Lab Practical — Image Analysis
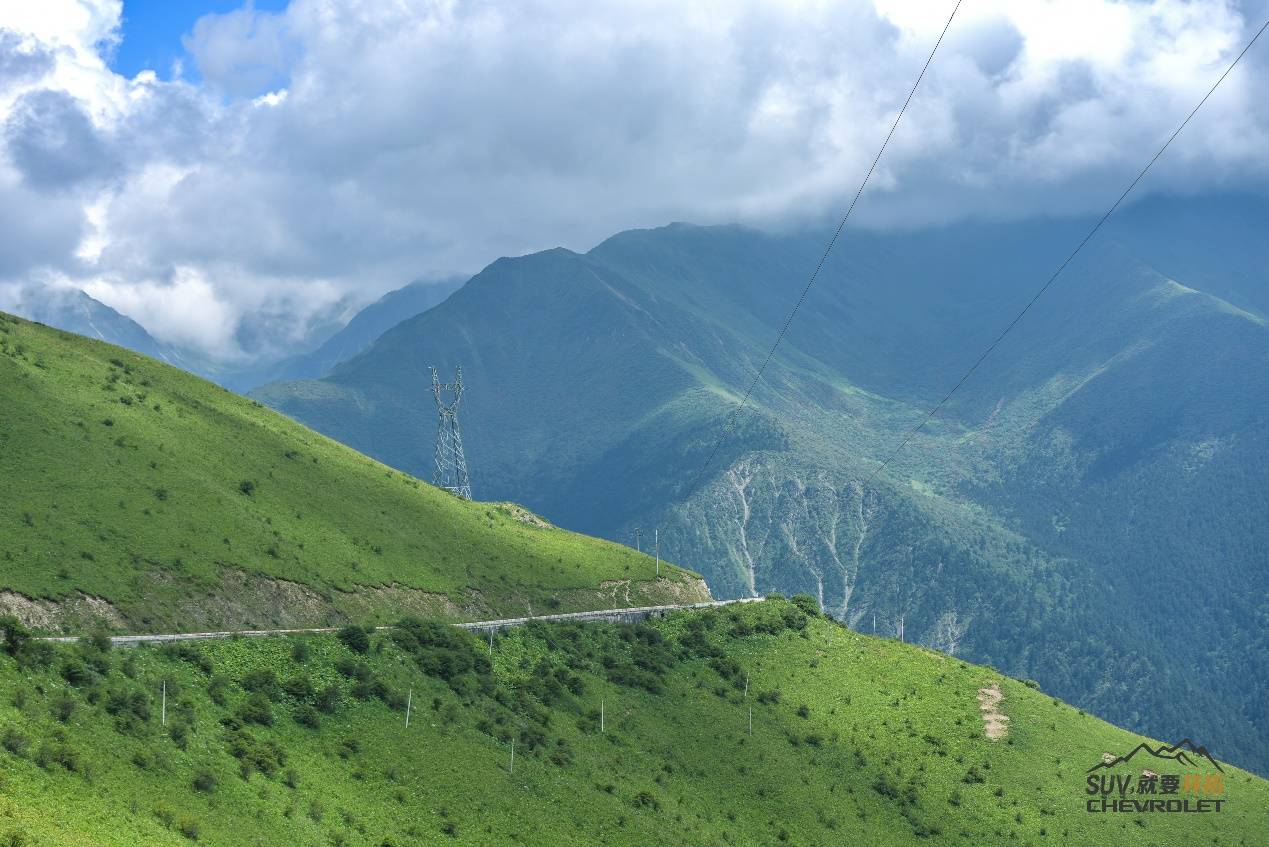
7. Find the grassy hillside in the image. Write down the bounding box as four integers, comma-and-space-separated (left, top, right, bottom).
0, 312, 706, 632
0, 598, 1263, 846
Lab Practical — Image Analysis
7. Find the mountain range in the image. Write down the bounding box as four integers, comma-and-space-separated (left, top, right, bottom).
252, 193, 1269, 774
1, 278, 462, 392
2, 198, 1267, 845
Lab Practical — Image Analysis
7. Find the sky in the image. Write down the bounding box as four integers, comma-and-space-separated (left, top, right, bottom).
108, 0, 289, 82
0, 0, 1267, 362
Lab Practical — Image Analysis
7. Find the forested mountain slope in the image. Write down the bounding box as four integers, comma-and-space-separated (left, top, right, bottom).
255, 197, 1269, 772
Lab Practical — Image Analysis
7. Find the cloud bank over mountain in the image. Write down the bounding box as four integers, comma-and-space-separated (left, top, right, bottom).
1, 0, 1267, 360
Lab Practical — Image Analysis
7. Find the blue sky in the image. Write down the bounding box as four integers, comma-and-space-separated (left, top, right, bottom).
109, 0, 287, 80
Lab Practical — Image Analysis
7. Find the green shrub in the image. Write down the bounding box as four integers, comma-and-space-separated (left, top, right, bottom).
105, 686, 151, 729
336, 657, 372, 681
60, 658, 91, 687
1, 728, 31, 758
84, 630, 113, 653
337, 625, 371, 654
240, 668, 280, 698
178, 815, 201, 840
0, 616, 30, 657
283, 674, 314, 701
192, 768, 218, 793
15, 641, 55, 669
35, 742, 80, 773
790, 594, 821, 617
873, 773, 901, 799
207, 675, 232, 706
154, 804, 176, 829
632, 791, 660, 811
314, 684, 341, 714
338, 738, 360, 759
223, 724, 286, 778
238, 692, 273, 726
51, 694, 76, 722
709, 655, 741, 681
294, 704, 321, 729
161, 643, 213, 674
392, 618, 488, 687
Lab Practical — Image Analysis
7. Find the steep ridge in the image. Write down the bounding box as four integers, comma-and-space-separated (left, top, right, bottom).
0, 313, 707, 632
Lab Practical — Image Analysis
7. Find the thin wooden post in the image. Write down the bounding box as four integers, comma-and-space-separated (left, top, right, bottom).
405, 687, 412, 727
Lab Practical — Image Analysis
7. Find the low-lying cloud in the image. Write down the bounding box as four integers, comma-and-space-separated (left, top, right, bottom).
1, 0, 1267, 361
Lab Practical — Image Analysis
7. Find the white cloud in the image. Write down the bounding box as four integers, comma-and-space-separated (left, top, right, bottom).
82, 265, 237, 352
0, 0, 1267, 361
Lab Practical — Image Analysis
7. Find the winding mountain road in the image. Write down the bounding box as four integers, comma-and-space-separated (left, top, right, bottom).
39, 597, 767, 646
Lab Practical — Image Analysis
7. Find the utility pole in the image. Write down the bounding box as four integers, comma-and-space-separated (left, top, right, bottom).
654, 529, 660, 577
633, 528, 642, 554
601, 698, 605, 734
509, 735, 515, 775
161, 680, 166, 726
748, 706, 753, 736
743, 673, 749, 700
488, 629, 493, 657
405, 687, 412, 728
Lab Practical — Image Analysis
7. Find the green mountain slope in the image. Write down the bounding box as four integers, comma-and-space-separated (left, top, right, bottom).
254, 197, 1269, 773
2, 599, 1263, 846
0, 312, 707, 632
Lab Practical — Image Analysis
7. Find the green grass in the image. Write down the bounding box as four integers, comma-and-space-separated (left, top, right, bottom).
0, 599, 1263, 846
0, 312, 704, 631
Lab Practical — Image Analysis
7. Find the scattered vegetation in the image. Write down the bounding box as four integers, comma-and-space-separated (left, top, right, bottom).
0, 599, 1263, 845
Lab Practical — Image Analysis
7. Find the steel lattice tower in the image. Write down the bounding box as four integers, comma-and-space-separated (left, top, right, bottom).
430, 366, 471, 499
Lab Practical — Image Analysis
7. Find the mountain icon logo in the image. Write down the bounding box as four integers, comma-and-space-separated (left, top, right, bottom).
1088, 739, 1225, 773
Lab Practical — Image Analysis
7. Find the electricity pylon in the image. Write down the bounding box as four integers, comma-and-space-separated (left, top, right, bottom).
431, 366, 471, 499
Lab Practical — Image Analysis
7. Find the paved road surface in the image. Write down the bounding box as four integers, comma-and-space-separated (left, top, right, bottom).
39, 597, 767, 645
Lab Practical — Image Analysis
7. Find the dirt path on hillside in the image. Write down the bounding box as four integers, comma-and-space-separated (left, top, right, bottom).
978, 682, 1010, 741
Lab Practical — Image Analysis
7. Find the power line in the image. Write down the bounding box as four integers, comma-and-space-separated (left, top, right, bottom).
859, 16, 1269, 490
686, 0, 964, 493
